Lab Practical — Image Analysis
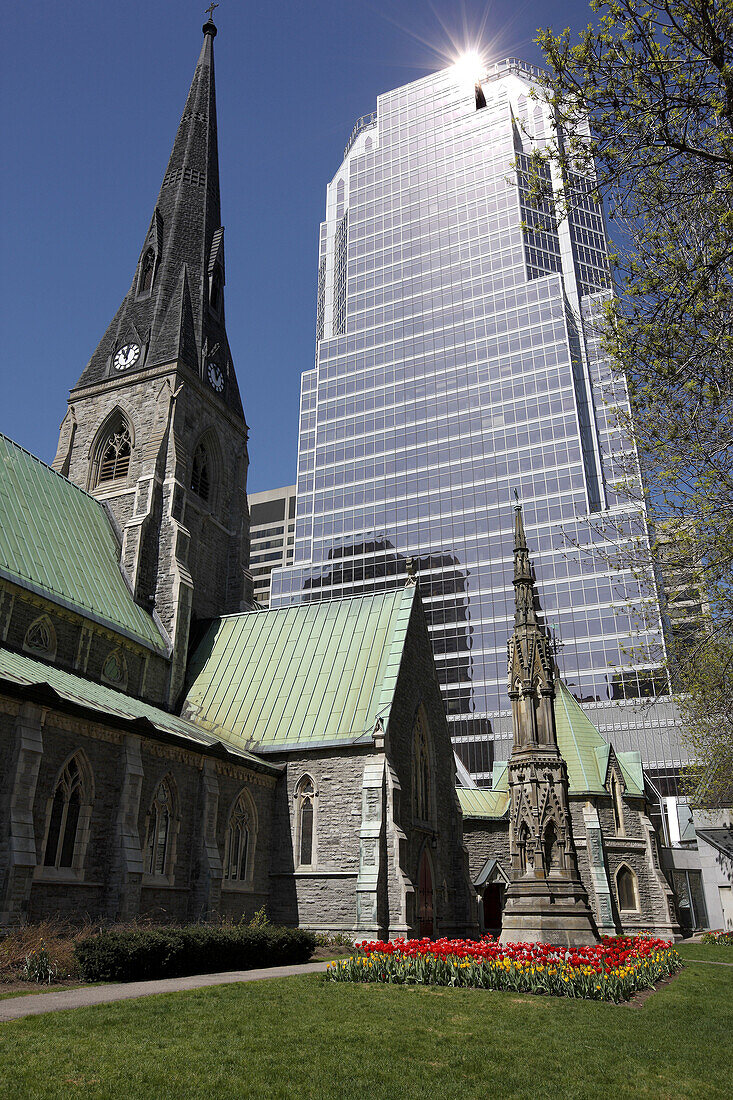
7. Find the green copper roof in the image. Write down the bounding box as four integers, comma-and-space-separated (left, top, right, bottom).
182, 586, 419, 752
457, 786, 510, 819
0, 434, 166, 652
554, 681, 644, 797
459, 680, 644, 819
0, 646, 275, 772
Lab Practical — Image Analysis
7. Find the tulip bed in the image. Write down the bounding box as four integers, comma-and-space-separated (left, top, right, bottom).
326, 934, 681, 1002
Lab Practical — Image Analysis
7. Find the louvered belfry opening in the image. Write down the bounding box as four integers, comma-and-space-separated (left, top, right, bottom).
97, 419, 132, 485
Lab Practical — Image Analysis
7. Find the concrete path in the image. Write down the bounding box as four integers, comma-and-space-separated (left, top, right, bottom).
683, 958, 733, 967
0, 961, 331, 1023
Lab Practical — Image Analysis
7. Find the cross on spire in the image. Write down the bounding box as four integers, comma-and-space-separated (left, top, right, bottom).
204, 3, 219, 21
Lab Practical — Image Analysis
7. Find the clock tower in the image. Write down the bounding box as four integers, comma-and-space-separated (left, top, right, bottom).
53, 16, 252, 704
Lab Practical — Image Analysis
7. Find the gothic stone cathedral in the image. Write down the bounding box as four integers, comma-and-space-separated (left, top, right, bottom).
0, 19, 677, 941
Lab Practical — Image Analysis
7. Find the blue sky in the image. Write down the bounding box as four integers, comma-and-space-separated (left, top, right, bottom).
2, 0, 596, 492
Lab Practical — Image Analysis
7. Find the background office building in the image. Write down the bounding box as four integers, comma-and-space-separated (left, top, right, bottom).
248, 486, 296, 606
271, 59, 683, 788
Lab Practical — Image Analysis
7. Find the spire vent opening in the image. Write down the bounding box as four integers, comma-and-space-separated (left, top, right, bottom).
137, 248, 156, 296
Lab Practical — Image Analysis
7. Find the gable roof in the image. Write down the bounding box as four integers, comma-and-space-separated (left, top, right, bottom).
554, 681, 644, 796
0, 434, 167, 653
458, 680, 645, 819
0, 647, 276, 774
182, 586, 419, 753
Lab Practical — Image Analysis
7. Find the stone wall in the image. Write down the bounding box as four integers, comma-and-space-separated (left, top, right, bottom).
462, 792, 678, 938
0, 694, 276, 927
263, 595, 476, 940
0, 581, 171, 707
267, 747, 368, 932
384, 593, 475, 938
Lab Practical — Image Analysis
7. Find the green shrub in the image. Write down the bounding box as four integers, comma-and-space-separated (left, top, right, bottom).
74, 925, 316, 982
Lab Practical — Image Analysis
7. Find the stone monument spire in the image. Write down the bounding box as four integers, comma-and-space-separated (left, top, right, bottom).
500, 503, 597, 945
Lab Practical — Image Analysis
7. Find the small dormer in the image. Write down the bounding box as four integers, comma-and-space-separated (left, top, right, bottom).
137, 248, 156, 296
136, 209, 163, 298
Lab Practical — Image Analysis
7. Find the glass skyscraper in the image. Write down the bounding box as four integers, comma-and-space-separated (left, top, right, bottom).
271, 59, 683, 784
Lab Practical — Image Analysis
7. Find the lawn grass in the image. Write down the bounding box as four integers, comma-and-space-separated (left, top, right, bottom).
0, 952, 730, 1099
676, 942, 733, 964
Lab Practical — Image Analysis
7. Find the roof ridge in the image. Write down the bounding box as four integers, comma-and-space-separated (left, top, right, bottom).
214, 585, 412, 619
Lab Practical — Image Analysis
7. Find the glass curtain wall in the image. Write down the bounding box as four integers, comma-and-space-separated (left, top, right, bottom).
271, 60, 682, 783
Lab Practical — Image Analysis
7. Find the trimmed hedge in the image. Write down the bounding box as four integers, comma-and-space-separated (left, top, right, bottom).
74, 925, 316, 982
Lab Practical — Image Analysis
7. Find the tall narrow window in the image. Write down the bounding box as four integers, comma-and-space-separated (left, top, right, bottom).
144, 777, 174, 876
611, 773, 625, 835
296, 776, 315, 867
412, 709, 431, 822
617, 865, 639, 912
517, 822, 530, 876
139, 248, 155, 294
191, 442, 210, 501
224, 791, 256, 883
43, 755, 89, 870
543, 821, 558, 873
96, 416, 132, 486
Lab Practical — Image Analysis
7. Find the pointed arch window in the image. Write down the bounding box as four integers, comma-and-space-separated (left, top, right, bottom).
223, 790, 257, 884
296, 776, 316, 867
95, 414, 132, 486
543, 821, 559, 873
517, 822, 530, 876
143, 776, 176, 877
42, 753, 93, 872
412, 709, 431, 823
191, 441, 211, 502
138, 248, 156, 295
616, 864, 640, 912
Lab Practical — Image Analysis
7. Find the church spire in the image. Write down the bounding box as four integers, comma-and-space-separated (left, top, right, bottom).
507, 502, 557, 751
512, 501, 539, 627
73, 16, 243, 418
501, 503, 597, 945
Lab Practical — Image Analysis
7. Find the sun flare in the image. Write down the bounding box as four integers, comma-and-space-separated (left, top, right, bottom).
452, 49, 485, 84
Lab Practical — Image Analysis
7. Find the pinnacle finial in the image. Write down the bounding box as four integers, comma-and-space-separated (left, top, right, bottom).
513, 498, 527, 553
405, 556, 417, 585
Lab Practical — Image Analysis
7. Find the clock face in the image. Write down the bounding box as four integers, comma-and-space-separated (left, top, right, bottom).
207, 362, 224, 392
113, 343, 141, 371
